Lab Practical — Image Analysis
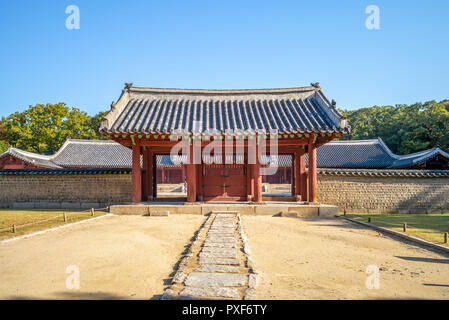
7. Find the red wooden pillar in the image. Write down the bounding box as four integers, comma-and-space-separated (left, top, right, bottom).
246, 162, 253, 201
147, 152, 154, 200
308, 136, 317, 203
253, 145, 262, 202
294, 151, 301, 201
299, 148, 307, 201
186, 141, 197, 202
132, 143, 142, 203
161, 168, 165, 183
290, 158, 295, 196
142, 149, 149, 201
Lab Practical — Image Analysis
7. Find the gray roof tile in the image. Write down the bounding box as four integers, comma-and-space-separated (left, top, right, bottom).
100, 85, 350, 135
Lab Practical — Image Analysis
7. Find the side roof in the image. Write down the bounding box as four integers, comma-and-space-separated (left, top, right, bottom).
51, 139, 134, 168
388, 147, 449, 169
100, 84, 350, 135
0, 147, 61, 168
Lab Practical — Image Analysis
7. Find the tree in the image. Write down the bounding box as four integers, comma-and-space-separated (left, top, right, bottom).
0, 121, 8, 153
2, 103, 98, 154
340, 100, 449, 155
88, 111, 109, 140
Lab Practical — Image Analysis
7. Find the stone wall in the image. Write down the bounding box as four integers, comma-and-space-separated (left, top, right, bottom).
1, 169, 448, 213
0, 174, 132, 209
317, 172, 449, 214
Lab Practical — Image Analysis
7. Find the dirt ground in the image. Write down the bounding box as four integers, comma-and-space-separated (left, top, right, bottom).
242, 216, 449, 300
0, 214, 204, 300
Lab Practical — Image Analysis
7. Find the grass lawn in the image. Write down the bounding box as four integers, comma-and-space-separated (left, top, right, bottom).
346, 213, 449, 246
0, 209, 106, 240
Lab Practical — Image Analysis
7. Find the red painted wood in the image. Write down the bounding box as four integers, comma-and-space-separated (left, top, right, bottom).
142, 149, 149, 201
186, 144, 197, 201
308, 137, 317, 202
147, 152, 154, 200
299, 148, 307, 201
294, 151, 301, 200
202, 164, 247, 200
132, 144, 142, 203
253, 150, 262, 202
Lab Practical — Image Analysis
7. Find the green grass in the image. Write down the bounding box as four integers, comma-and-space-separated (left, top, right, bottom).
346, 213, 449, 246
0, 209, 106, 240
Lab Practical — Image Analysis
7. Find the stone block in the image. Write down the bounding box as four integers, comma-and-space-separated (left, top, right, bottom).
184, 273, 247, 287
61, 202, 81, 210
80, 202, 101, 210
180, 287, 238, 299
150, 210, 170, 217
12, 202, 35, 209
109, 205, 148, 215
318, 205, 339, 217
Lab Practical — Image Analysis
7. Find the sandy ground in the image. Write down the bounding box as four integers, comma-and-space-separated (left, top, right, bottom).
0, 214, 204, 300
243, 216, 449, 300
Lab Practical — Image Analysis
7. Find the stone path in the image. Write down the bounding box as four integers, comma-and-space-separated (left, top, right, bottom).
161, 212, 258, 300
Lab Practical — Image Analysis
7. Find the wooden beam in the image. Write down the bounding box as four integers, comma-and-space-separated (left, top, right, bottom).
308, 136, 317, 202
132, 144, 142, 203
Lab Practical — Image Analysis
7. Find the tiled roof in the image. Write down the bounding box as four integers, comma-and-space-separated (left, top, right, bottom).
317, 168, 449, 177
314, 139, 396, 168
100, 84, 350, 135
388, 147, 449, 169
0, 168, 131, 175
52, 139, 134, 168
0, 148, 61, 168
263, 138, 449, 169
1, 167, 447, 178
3, 138, 447, 170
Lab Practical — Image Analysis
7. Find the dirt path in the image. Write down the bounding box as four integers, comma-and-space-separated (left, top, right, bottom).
0, 215, 204, 299
242, 216, 449, 299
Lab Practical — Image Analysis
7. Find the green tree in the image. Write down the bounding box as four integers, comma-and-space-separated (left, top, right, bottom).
341, 100, 449, 154
88, 111, 109, 140
2, 103, 98, 154
0, 121, 8, 153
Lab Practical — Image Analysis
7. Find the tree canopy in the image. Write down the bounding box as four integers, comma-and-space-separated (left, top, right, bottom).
1, 103, 106, 154
1, 99, 448, 156
339, 100, 449, 155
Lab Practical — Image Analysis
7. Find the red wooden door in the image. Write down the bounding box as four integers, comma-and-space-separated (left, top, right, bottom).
202, 164, 247, 201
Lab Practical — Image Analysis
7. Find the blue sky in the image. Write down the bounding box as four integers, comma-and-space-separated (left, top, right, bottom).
0, 0, 448, 117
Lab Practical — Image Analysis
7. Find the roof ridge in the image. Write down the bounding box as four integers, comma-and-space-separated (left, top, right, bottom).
128, 86, 318, 95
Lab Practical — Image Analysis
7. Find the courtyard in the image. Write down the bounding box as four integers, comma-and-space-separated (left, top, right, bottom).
0, 214, 448, 299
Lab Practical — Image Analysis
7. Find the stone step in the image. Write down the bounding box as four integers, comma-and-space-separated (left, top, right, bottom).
184, 272, 248, 287
199, 251, 237, 259
201, 247, 236, 254
213, 211, 239, 215
199, 257, 240, 265
195, 264, 240, 273
180, 287, 239, 299
203, 242, 236, 248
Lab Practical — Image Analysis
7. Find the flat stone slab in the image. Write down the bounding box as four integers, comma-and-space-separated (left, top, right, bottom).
203, 242, 236, 248
201, 247, 236, 254
195, 264, 240, 273
207, 232, 235, 237
199, 251, 237, 259
199, 257, 240, 265
184, 273, 248, 287
180, 287, 238, 299
204, 237, 236, 243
